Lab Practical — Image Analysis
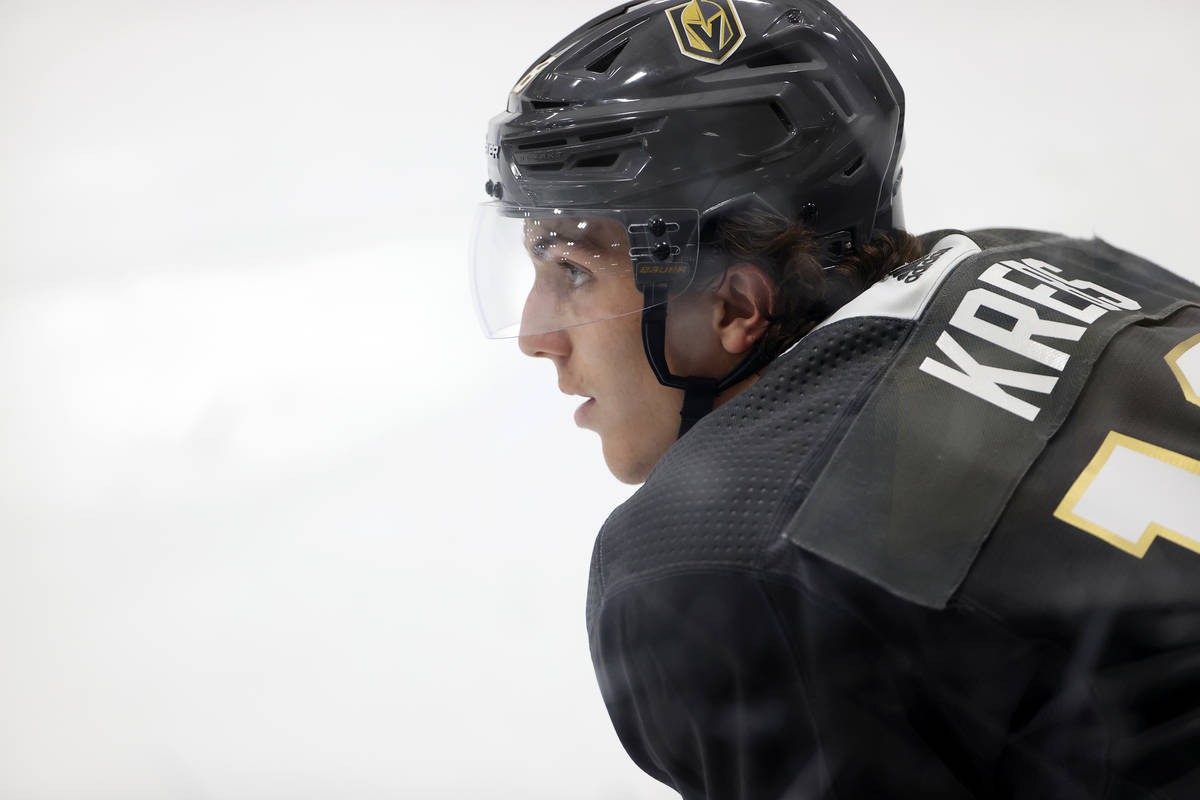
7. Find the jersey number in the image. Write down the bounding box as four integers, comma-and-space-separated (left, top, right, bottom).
1053, 333, 1200, 557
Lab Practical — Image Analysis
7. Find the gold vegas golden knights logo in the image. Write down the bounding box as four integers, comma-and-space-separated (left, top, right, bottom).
665, 0, 746, 64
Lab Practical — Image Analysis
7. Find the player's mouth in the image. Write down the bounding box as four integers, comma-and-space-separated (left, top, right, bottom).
559, 381, 596, 428
574, 397, 596, 427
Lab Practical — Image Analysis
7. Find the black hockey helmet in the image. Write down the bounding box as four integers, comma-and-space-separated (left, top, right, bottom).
472, 0, 905, 433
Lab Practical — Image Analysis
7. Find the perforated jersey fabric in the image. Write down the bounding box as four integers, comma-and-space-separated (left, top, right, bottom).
587, 315, 909, 628
585, 229, 1200, 800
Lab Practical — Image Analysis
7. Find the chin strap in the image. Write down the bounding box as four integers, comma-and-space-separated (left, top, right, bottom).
640, 282, 764, 439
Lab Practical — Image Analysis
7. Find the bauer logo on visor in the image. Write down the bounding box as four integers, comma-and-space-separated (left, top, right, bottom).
665, 0, 745, 64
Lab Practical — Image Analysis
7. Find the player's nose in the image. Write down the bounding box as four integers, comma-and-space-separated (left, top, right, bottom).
518, 285, 571, 358
518, 327, 570, 359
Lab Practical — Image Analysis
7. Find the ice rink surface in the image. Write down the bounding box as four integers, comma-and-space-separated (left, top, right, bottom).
1, 1, 1198, 797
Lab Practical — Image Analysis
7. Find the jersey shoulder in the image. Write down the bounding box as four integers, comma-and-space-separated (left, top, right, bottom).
785, 230, 1200, 609
586, 310, 912, 630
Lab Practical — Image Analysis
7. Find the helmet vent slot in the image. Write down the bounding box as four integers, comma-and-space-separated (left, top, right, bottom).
586, 39, 629, 73
579, 126, 634, 142
843, 156, 864, 177
526, 162, 565, 172
747, 50, 792, 69
769, 102, 795, 135
816, 80, 853, 120
517, 137, 568, 151
746, 43, 814, 70
575, 153, 620, 169
528, 100, 571, 111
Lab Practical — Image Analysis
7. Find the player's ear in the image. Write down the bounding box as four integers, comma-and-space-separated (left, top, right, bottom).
711, 262, 775, 355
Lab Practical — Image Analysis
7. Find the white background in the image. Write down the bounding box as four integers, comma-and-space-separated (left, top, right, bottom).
2, 1, 1198, 797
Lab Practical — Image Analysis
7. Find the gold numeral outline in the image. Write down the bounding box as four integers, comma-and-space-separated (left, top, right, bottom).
1054, 431, 1200, 558
1164, 331, 1200, 408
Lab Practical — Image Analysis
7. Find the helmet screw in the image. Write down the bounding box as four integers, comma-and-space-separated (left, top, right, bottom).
649, 216, 667, 237
493, 183, 504, 200
485, 180, 494, 197
652, 241, 672, 261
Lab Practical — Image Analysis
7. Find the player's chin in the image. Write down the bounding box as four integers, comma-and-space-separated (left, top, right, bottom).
600, 432, 661, 486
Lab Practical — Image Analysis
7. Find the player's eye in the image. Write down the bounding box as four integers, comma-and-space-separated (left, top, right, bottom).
559, 261, 591, 288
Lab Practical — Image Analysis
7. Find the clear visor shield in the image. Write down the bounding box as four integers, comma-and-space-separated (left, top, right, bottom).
470, 203, 701, 338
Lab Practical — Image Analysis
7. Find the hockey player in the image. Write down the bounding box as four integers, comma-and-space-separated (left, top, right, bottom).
471, 1, 1200, 797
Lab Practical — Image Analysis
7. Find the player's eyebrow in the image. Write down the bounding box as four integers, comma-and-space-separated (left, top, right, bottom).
526, 235, 553, 260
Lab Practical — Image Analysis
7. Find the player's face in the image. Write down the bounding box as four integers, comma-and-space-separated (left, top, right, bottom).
518, 216, 686, 484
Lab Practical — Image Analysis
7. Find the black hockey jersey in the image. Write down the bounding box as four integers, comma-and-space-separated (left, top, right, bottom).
586, 229, 1200, 799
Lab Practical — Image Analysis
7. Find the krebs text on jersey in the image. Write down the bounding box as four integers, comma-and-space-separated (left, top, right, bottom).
919, 258, 1141, 421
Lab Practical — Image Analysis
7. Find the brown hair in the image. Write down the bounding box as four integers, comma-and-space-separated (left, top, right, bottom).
707, 209, 925, 366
